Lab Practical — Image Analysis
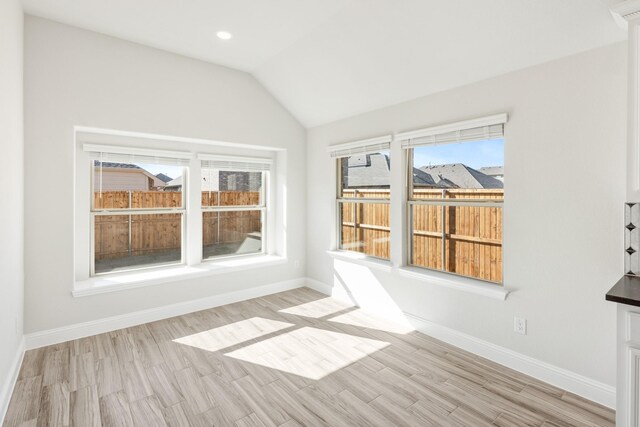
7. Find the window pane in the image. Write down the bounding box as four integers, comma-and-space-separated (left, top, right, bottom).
203, 210, 262, 258
201, 169, 263, 207
410, 204, 444, 271
411, 139, 504, 198
338, 202, 390, 259
93, 161, 183, 209
94, 213, 182, 274
411, 204, 503, 283
339, 151, 390, 199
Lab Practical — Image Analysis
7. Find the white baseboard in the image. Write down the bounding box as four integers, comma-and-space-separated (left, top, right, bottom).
306, 277, 616, 409
404, 312, 616, 408
21, 275, 615, 408
304, 277, 334, 295
0, 337, 25, 425
25, 278, 307, 350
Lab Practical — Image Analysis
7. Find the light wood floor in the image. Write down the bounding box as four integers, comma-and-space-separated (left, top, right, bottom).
4, 288, 614, 427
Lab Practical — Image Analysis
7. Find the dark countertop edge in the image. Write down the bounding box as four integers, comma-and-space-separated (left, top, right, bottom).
606, 275, 640, 308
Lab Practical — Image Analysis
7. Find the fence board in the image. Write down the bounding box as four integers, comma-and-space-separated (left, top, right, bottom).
338, 188, 504, 283
94, 191, 261, 261
94, 188, 503, 283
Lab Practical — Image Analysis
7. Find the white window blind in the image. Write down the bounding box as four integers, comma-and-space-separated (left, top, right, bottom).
84, 144, 192, 166
398, 113, 508, 149
328, 135, 392, 158
198, 154, 272, 171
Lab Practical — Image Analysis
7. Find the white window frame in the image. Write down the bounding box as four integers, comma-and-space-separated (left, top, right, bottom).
405, 149, 504, 283
329, 135, 392, 260
200, 164, 269, 261
88, 149, 190, 276
325, 116, 511, 297
399, 114, 507, 285
73, 128, 287, 297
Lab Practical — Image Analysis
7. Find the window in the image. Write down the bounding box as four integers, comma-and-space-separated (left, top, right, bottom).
332, 136, 392, 260
200, 156, 271, 260
402, 115, 505, 283
88, 147, 190, 275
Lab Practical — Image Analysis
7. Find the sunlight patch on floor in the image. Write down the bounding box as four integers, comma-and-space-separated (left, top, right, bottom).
173, 317, 294, 352
224, 326, 389, 380
278, 297, 355, 318
328, 308, 415, 334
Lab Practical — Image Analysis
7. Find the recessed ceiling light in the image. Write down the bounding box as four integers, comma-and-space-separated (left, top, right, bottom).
216, 31, 232, 41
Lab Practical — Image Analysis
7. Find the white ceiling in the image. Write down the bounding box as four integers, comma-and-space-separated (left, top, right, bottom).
22, 0, 626, 127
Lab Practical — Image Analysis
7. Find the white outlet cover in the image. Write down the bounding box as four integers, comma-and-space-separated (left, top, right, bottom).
514, 317, 527, 335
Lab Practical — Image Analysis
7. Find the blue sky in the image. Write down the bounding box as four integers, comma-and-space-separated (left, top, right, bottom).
413, 138, 504, 170
136, 164, 183, 180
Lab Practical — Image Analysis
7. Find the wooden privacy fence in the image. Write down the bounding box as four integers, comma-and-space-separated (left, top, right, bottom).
340, 189, 504, 283
94, 191, 260, 260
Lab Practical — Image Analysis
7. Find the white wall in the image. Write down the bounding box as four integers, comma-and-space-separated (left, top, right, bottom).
0, 0, 24, 412
24, 17, 306, 333
307, 43, 627, 388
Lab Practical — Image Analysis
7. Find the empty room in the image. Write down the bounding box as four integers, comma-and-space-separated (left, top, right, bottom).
3, 0, 640, 426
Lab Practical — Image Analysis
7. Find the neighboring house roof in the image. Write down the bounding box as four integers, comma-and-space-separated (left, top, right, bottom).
343, 153, 391, 188
94, 161, 142, 170
479, 166, 504, 176
155, 173, 173, 183
164, 176, 182, 189
94, 161, 165, 188
419, 163, 503, 189
341, 154, 503, 189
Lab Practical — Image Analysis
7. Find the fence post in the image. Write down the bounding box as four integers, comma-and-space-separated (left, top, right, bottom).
128, 191, 132, 257
441, 189, 446, 271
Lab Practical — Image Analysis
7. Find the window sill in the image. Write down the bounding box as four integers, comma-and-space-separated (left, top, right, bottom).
73, 255, 288, 297
326, 250, 393, 272
397, 266, 510, 300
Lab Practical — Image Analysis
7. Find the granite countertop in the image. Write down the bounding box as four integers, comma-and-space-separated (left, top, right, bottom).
606, 275, 640, 307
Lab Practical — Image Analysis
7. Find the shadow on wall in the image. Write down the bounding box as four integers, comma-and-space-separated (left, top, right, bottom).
330, 258, 413, 329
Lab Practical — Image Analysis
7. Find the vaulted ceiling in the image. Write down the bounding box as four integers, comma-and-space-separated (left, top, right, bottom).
22, 0, 626, 127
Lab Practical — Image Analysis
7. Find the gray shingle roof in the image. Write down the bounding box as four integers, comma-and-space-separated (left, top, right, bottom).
93, 161, 141, 169
341, 154, 503, 189
155, 173, 173, 183
419, 163, 503, 189
479, 166, 504, 176
342, 153, 391, 188
164, 176, 182, 188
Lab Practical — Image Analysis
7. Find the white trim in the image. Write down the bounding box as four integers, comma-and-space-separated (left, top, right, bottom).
326, 250, 393, 272
395, 113, 508, 142
83, 143, 193, 160
304, 277, 334, 295
308, 277, 614, 408
398, 266, 509, 300
75, 126, 285, 152
27, 278, 306, 350
0, 337, 25, 425
197, 153, 273, 164
323, 249, 509, 300
404, 311, 616, 409
74, 255, 288, 297
628, 347, 640, 426
326, 135, 392, 153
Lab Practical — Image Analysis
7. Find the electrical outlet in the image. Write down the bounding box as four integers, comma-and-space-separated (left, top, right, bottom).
514, 317, 527, 335
14, 315, 19, 337
294, 260, 300, 269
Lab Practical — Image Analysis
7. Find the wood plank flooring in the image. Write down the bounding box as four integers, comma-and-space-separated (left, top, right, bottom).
3, 288, 615, 426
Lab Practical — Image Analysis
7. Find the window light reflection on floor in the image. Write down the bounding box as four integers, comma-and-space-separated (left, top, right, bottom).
172, 317, 294, 352
224, 326, 389, 380
328, 309, 415, 334
278, 297, 355, 318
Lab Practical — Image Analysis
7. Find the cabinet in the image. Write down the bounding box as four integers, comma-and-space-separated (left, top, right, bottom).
617, 303, 640, 426
631, 347, 640, 426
